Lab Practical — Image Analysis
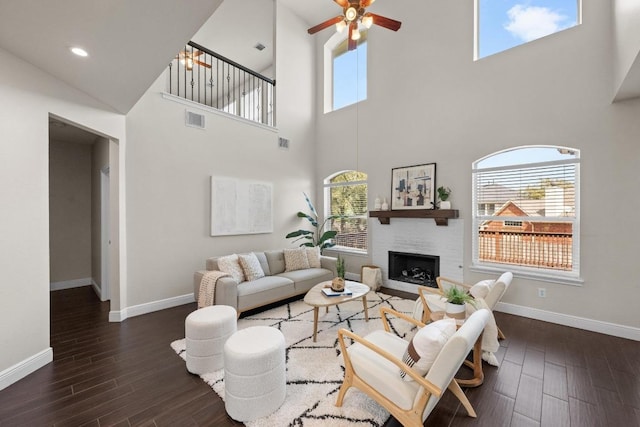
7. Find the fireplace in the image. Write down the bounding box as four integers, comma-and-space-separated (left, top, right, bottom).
388, 251, 439, 288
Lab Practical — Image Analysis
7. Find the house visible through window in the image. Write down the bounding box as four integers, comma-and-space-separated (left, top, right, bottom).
476, 0, 580, 59
324, 171, 367, 252
472, 146, 580, 281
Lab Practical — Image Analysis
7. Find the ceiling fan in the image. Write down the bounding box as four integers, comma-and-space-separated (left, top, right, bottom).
176, 49, 211, 71
307, 0, 401, 51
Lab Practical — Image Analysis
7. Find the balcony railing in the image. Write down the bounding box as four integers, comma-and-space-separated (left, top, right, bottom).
168, 41, 275, 127
478, 230, 572, 271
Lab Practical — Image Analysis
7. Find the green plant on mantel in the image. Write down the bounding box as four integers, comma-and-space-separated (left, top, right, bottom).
437, 186, 451, 202
444, 286, 475, 307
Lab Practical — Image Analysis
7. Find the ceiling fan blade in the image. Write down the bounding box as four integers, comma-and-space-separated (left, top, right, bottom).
308, 15, 344, 34
193, 59, 212, 69
369, 13, 402, 31
348, 22, 357, 51
360, 0, 375, 7
334, 0, 349, 7
192, 50, 204, 57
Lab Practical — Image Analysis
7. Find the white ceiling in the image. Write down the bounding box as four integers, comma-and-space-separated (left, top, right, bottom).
0, 0, 223, 113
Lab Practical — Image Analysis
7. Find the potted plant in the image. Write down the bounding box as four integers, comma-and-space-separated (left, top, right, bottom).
331, 256, 346, 292
437, 186, 452, 209
443, 286, 474, 320
286, 192, 344, 252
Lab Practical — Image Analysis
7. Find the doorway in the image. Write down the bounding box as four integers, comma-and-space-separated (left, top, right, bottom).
48, 116, 118, 308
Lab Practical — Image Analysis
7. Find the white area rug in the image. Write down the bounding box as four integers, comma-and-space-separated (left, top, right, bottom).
171, 292, 418, 427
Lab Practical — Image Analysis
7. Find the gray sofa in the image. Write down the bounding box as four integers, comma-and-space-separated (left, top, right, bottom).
193, 249, 337, 316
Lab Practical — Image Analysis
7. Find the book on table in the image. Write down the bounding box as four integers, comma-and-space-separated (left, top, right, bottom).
321, 287, 353, 297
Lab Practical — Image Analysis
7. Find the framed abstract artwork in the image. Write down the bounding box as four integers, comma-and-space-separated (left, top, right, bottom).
391, 163, 436, 210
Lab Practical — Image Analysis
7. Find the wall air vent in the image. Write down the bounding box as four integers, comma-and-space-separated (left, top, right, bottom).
278, 137, 290, 150
185, 110, 205, 129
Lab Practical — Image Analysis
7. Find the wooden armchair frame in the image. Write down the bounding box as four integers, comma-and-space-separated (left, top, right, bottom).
336, 307, 477, 427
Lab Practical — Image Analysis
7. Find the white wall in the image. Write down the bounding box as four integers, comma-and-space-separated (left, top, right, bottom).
122, 1, 315, 308
91, 137, 110, 292
0, 47, 126, 388
49, 140, 92, 283
314, 0, 640, 330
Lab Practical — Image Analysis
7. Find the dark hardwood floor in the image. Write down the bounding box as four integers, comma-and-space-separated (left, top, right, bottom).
1, 286, 639, 426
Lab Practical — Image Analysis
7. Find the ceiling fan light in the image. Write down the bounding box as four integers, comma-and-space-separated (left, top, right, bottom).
345, 7, 357, 22
335, 20, 347, 33
351, 27, 361, 41
362, 15, 373, 29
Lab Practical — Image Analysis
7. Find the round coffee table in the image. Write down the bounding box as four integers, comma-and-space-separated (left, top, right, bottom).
303, 280, 370, 342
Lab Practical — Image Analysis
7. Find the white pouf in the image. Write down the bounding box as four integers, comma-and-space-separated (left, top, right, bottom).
224, 326, 286, 422
185, 305, 237, 374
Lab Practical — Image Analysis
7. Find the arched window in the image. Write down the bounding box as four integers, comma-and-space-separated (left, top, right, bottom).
324, 171, 368, 252
472, 146, 581, 282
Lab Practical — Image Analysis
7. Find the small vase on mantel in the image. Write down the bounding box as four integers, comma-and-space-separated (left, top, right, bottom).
381, 198, 389, 211
374, 196, 382, 210
440, 201, 451, 210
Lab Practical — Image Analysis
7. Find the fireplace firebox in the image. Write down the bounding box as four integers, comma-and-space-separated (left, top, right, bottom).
388, 251, 439, 288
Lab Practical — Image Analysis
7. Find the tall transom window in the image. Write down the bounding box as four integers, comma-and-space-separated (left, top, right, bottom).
324, 32, 367, 113
472, 146, 581, 283
476, 0, 581, 59
324, 171, 367, 252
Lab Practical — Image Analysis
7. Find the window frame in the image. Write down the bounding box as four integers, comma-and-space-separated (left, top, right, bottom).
323, 170, 368, 254
471, 145, 582, 285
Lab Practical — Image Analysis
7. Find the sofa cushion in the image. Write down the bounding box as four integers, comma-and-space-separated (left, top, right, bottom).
217, 254, 245, 283
265, 250, 286, 275
236, 276, 295, 311
279, 268, 333, 294
284, 248, 310, 272
305, 247, 321, 268
254, 252, 271, 276
238, 253, 265, 281
400, 318, 456, 381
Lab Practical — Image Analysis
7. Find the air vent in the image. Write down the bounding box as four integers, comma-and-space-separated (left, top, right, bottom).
278, 137, 290, 150
185, 110, 205, 129
254, 43, 266, 51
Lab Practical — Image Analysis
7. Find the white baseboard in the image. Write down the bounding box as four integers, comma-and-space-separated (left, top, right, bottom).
495, 302, 640, 341
345, 272, 360, 281
109, 293, 195, 323
0, 347, 53, 391
50, 277, 93, 291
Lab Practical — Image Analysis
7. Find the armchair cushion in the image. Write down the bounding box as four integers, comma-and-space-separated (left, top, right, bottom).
400, 318, 456, 381
469, 279, 495, 299
347, 330, 420, 410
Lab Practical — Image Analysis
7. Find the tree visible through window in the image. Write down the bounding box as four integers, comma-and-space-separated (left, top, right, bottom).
472, 146, 580, 280
476, 0, 580, 59
324, 171, 367, 251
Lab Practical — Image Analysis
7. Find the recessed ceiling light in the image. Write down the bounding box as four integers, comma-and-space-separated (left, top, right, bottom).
70, 47, 88, 57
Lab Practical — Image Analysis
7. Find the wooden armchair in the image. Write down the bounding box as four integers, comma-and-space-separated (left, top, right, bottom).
336, 307, 490, 427
418, 272, 513, 338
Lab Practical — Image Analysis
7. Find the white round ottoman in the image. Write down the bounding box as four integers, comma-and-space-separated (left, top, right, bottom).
185, 305, 237, 374
224, 326, 286, 421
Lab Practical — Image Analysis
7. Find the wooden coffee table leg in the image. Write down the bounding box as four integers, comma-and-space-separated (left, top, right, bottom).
457, 332, 484, 387
362, 296, 369, 322
313, 307, 319, 342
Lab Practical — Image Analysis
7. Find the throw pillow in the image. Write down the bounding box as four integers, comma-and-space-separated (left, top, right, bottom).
305, 246, 321, 268
238, 253, 265, 281
400, 318, 456, 381
469, 279, 495, 299
284, 248, 310, 272
217, 254, 245, 283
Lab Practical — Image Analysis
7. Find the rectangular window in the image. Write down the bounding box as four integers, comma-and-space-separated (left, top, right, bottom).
476, 0, 580, 59
332, 39, 367, 111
